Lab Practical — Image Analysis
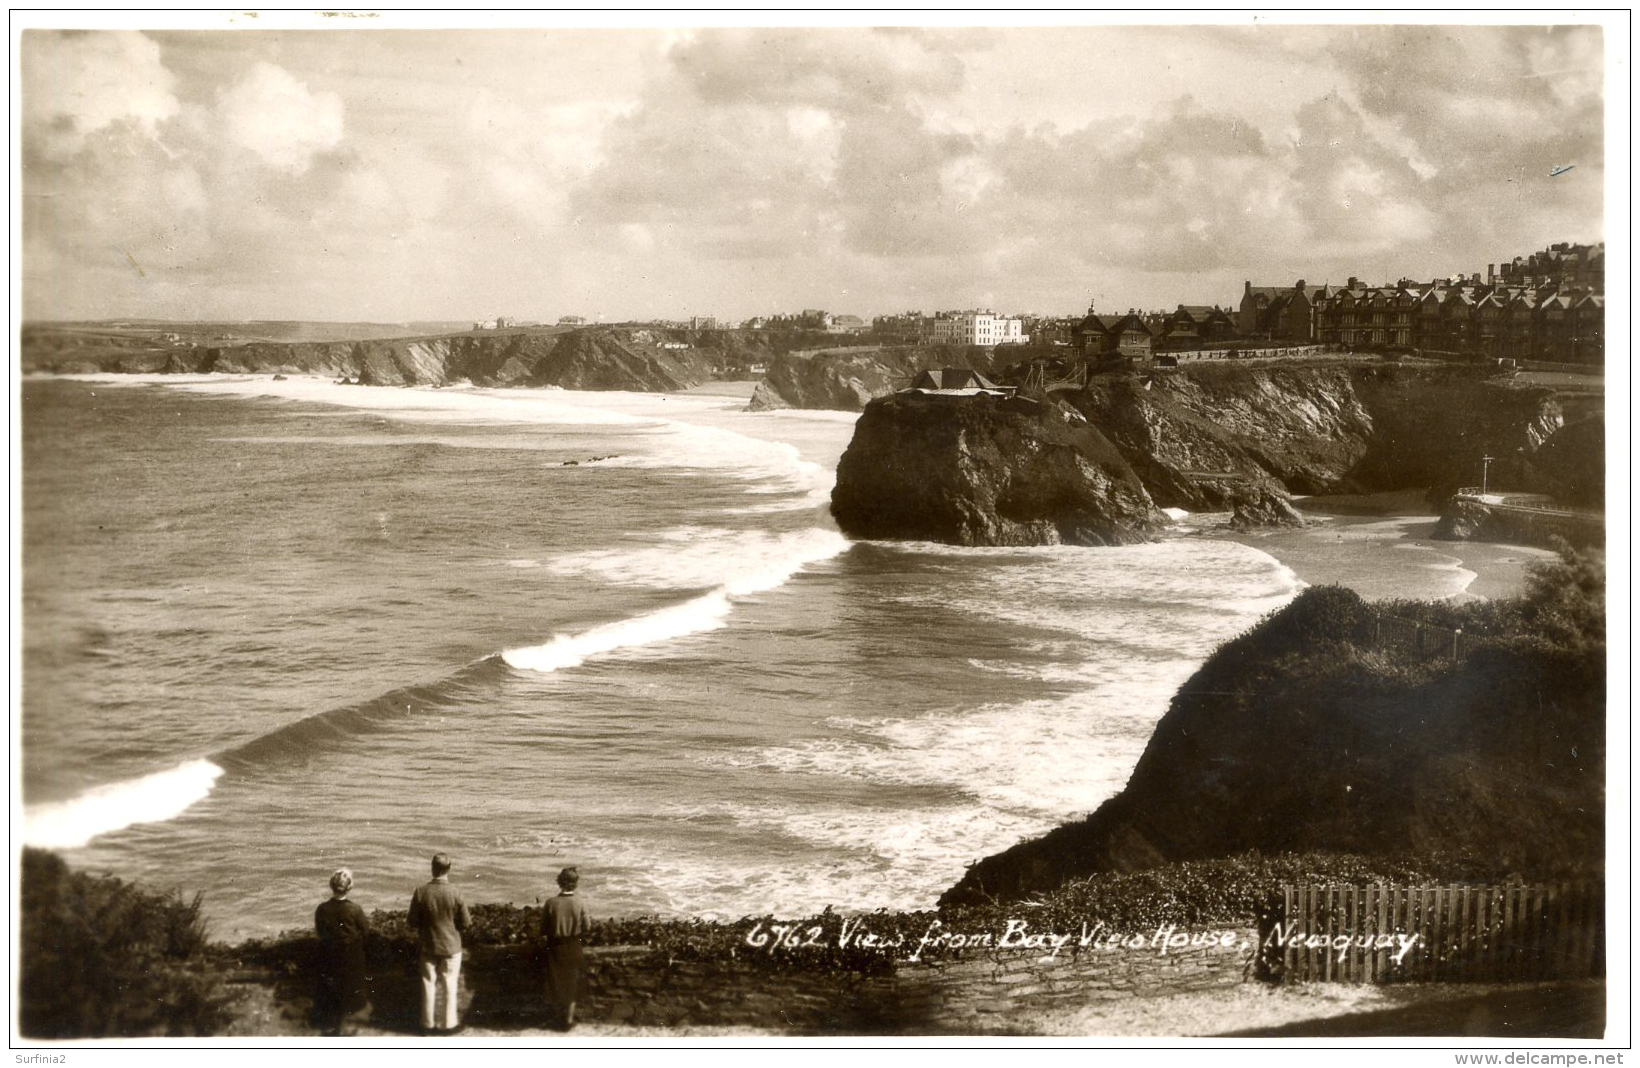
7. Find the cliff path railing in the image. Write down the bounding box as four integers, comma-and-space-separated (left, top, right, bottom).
1168, 344, 1342, 363
1452, 490, 1604, 520
1369, 613, 1470, 664
1272, 882, 1604, 984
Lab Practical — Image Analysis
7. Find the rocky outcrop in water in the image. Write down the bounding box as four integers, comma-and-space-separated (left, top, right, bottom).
1229, 484, 1306, 529
828, 360, 1579, 548
829, 391, 1165, 547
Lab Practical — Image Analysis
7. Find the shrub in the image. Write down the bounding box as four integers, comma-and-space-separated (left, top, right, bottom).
19, 848, 234, 1037
1516, 540, 1605, 652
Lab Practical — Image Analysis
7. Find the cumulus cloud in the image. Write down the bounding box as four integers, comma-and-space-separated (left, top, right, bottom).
216, 61, 344, 172
19, 25, 1608, 321
668, 28, 966, 113
23, 31, 180, 156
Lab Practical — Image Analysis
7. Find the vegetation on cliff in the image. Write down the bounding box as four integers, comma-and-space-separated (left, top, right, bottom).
20, 848, 234, 1038
943, 546, 1606, 905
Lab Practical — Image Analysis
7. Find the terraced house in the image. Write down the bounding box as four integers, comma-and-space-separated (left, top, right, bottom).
1157, 304, 1236, 347
1238, 280, 1331, 342
1311, 244, 1604, 366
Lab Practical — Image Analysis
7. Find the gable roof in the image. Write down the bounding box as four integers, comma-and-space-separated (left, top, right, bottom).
911, 367, 1002, 391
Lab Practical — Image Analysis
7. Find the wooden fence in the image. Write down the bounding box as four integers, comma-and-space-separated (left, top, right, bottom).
1272, 882, 1604, 984
1369, 613, 1470, 664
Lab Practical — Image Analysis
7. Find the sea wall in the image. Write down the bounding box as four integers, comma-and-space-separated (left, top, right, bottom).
226, 928, 1257, 1034
1435, 499, 1604, 549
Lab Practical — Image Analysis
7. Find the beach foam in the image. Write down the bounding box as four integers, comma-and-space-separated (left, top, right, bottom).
24, 759, 225, 850
503, 527, 849, 674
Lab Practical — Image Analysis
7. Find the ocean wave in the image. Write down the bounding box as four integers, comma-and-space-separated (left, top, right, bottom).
867, 538, 1303, 654
24, 759, 225, 850
504, 528, 849, 673
543, 527, 847, 592
166, 376, 838, 506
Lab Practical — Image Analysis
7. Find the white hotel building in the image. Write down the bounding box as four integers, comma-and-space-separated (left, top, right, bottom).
928, 312, 1028, 347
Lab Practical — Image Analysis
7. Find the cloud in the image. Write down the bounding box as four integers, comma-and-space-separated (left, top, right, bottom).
22, 31, 180, 156
668, 28, 966, 113
19, 25, 1608, 322
216, 61, 344, 172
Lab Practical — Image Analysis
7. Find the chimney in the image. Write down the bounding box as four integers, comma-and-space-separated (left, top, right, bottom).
1487, 264, 1495, 283
1347, 276, 1359, 289
1244, 280, 1252, 295
1295, 279, 1307, 293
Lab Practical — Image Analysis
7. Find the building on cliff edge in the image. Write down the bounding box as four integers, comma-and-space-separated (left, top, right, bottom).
1239, 281, 1332, 342
1313, 273, 1603, 364
1073, 311, 1154, 364
1157, 304, 1236, 347
905, 368, 1017, 397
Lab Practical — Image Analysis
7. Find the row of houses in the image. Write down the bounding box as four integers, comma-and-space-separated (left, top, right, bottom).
745, 310, 869, 333
1313, 281, 1604, 363
1236, 242, 1604, 363
1069, 304, 1246, 360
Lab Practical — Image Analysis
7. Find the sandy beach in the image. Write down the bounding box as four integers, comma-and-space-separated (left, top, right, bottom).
1185, 489, 1557, 603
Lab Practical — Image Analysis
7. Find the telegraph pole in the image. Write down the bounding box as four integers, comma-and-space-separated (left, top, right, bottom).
1481, 455, 1494, 496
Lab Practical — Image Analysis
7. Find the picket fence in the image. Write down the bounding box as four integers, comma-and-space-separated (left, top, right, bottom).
1274, 882, 1604, 984
1369, 613, 1470, 664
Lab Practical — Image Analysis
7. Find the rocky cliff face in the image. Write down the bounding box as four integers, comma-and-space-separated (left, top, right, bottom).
829, 362, 1572, 548
747, 346, 998, 412
1065, 363, 1566, 511
941, 584, 1605, 905
33, 326, 819, 392
163, 329, 724, 390
829, 392, 1165, 547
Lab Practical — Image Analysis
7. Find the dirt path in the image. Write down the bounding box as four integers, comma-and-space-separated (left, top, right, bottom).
231, 981, 1605, 1040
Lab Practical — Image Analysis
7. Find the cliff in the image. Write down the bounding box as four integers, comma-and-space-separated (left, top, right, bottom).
165, 328, 724, 391
942, 571, 1606, 906
1063, 363, 1566, 511
747, 346, 998, 412
829, 391, 1165, 547
25, 325, 876, 393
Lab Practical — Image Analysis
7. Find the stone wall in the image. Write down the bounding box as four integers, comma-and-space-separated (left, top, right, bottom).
239, 926, 1258, 1035
1436, 498, 1604, 549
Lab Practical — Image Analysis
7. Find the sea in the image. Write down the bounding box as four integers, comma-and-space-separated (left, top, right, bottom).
20, 375, 1304, 940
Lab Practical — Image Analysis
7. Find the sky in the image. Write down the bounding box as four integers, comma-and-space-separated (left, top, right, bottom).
18, 20, 1608, 323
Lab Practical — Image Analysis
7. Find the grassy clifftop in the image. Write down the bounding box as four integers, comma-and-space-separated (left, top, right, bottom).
943, 547, 1606, 906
